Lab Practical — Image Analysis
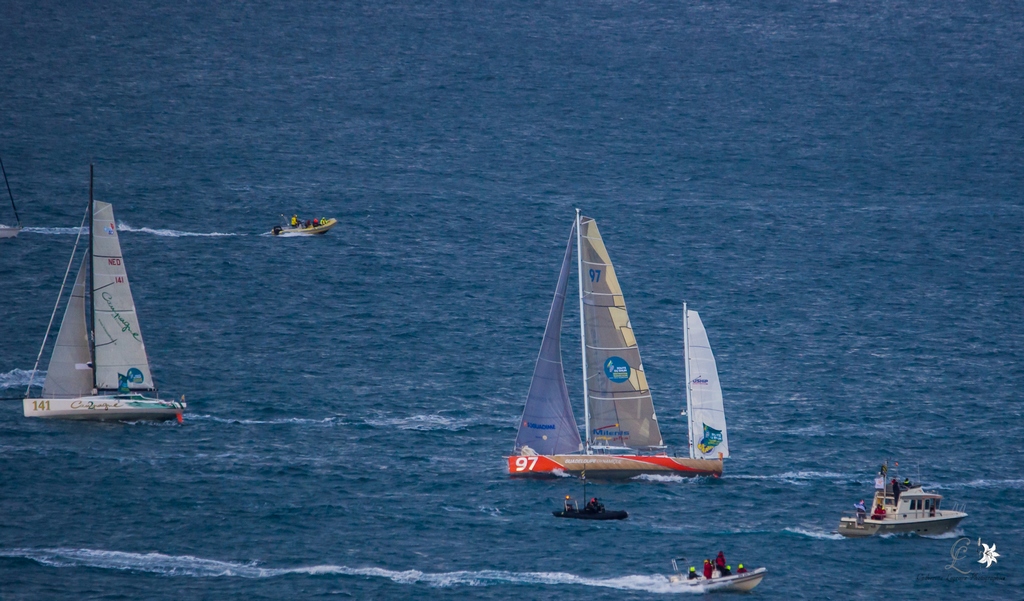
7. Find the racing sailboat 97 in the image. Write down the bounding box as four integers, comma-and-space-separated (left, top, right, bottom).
507, 211, 728, 477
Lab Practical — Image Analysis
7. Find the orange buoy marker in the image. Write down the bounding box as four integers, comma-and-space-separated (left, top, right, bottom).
176, 412, 183, 424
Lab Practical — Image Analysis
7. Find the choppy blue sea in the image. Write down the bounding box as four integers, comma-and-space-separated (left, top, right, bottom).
2, 1, 1022, 599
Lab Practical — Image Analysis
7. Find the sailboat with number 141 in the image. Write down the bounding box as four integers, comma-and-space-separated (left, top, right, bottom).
23, 166, 185, 421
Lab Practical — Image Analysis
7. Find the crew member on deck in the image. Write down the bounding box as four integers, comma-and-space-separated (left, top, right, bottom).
738, 564, 748, 574
688, 566, 698, 580
703, 559, 713, 579
715, 551, 726, 573
291, 214, 299, 227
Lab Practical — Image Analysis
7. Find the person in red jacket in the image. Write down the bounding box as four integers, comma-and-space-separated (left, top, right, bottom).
703, 559, 713, 579
715, 551, 727, 573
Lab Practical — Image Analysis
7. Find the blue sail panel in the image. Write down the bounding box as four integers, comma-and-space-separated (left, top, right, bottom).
514, 225, 583, 455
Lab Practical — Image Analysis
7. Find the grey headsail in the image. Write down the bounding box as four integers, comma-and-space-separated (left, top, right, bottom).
579, 216, 664, 450
514, 224, 583, 455
42, 258, 94, 398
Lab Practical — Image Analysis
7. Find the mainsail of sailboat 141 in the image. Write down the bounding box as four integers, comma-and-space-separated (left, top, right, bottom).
23, 167, 185, 421
507, 210, 727, 477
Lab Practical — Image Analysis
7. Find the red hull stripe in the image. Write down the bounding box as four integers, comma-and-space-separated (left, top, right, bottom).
506, 455, 721, 476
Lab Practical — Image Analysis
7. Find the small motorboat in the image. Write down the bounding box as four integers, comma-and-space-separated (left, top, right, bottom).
271, 217, 337, 236
553, 496, 627, 520
667, 558, 767, 592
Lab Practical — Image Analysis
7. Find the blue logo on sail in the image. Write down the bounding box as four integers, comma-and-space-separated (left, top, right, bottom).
117, 368, 144, 393
603, 356, 631, 383
697, 423, 723, 454
126, 368, 144, 384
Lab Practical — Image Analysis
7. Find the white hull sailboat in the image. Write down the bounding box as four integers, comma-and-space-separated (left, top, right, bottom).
507, 211, 730, 478
24, 167, 185, 421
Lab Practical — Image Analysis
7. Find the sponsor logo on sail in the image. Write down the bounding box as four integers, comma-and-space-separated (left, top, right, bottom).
126, 367, 145, 384
593, 423, 629, 438
526, 422, 556, 430
101, 291, 141, 341
697, 423, 723, 453
104, 223, 116, 235
691, 376, 709, 385
603, 356, 631, 383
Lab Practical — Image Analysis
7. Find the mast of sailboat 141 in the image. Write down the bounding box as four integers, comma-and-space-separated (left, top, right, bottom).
683, 303, 695, 459
88, 165, 96, 393
576, 209, 591, 453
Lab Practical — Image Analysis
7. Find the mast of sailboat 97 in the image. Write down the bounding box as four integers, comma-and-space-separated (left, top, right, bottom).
87, 165, 96, 392
576, 209, 591, 454
683, 303, 695, 459
0, 154, 21, 226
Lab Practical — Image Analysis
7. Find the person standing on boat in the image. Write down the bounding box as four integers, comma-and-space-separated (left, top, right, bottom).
855, 499, 867, 515
703, 559, 713, 579
291, 214, 299, 227
715, 551, 727, 574
891, 478, 902, 504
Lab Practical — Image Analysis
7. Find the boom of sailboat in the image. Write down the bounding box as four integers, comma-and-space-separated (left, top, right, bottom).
23, 166, 185, 421
508, 210, 730, 478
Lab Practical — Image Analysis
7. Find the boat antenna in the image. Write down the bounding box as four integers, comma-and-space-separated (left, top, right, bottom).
25, 202, 90, 397
0, 154, 21, 227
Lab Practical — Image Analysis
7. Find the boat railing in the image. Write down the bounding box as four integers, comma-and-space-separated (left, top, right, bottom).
950, 502, 967, 513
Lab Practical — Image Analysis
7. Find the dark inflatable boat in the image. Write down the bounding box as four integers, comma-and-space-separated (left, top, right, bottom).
553, 508, 628, 520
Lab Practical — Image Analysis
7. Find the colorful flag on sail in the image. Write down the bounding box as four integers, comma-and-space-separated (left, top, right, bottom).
697, 423, 723, 453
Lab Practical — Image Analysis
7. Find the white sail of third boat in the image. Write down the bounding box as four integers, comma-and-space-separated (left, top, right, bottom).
685, 307, 729, 459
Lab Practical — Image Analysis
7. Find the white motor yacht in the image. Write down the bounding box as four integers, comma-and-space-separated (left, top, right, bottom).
839, 477, 966, 537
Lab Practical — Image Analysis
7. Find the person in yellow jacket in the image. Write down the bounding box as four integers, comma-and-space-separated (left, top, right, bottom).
290, 214, 299, 227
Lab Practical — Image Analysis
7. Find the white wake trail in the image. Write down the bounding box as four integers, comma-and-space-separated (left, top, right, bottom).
0, 547, 704, 594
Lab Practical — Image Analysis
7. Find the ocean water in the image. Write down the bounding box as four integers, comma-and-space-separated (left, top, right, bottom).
1, 0, 1022, 598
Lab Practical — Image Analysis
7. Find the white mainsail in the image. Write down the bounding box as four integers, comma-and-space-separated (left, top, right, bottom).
41, 259, 94, 398
91, 201, 154, 392
578, 216, 664, 450
685, 308, 729, 459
